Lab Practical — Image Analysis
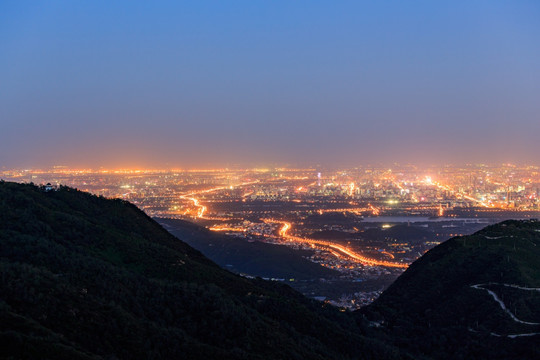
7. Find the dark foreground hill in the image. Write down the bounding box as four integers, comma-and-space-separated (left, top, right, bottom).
363, 219, 540, 359
0, 182, 399, 360
2, 181, 540, 360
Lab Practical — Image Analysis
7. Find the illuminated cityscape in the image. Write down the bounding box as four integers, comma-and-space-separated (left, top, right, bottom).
3, 163, 539, 307
2, 2, 540, 358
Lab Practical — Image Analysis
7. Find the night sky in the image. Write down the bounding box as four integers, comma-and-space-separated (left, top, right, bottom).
1, 1, 539, 168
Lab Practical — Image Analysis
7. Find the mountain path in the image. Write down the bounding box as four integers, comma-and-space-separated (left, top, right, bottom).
471, 283, 540, 325
470, 283, 540, 338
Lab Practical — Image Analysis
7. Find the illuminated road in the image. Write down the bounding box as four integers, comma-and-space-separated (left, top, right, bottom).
209, 225, 246, 232
180, 180, 259, 218
317, 207, 370, 215
269, 220, 408, 268
368, 204, 380, 216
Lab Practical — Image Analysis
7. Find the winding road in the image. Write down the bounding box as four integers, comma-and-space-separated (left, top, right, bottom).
268, 220, 408, 268
470, 283, 540, 338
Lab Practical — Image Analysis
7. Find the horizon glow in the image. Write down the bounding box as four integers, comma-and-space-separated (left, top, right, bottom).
1, 1, 540, 168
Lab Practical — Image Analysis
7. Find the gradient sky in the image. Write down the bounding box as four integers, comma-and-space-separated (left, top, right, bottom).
1, 1, 539, 168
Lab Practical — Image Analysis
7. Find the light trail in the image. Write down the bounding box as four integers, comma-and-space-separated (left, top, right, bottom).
279, 222, 291, 237
317, 207, 370, 214
267, 220, 408, 268
179, 180, 259, 219
180, 196, 208, 218
457, 192, 489, 207
209, 225, 246, 232
368, 203, 380, 216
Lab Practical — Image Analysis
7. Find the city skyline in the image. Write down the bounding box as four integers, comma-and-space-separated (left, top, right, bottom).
2, 1, 540, 168
3, 162, 538, 308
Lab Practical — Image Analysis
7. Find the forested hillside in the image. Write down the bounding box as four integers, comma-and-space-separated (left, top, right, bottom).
0, 182, 399, 360
363, 219, 540, 359
2, 181, 538, 360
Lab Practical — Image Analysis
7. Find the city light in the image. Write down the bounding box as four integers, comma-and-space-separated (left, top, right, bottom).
2, 164, 538, 277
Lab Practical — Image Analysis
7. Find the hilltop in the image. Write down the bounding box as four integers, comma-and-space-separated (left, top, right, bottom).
363, 219, 540, 359
0, 181, 398, 360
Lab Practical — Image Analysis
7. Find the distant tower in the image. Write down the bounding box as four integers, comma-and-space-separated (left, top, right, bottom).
317, 172, 321, 186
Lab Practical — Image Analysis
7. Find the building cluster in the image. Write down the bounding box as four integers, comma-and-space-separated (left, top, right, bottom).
2, 164, 538, 307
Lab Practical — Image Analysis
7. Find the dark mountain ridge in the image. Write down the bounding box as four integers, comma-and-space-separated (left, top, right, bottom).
363, 219, 540, 359
1, 181, 539, 359
0, 181, 398, 360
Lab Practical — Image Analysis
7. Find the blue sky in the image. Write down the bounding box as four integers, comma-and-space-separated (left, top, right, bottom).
1, 1, 539, 168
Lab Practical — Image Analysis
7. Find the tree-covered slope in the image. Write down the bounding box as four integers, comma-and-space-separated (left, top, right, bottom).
0, 181, 400, 360
3, 181, 538, 360
362, 219, 540, 359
